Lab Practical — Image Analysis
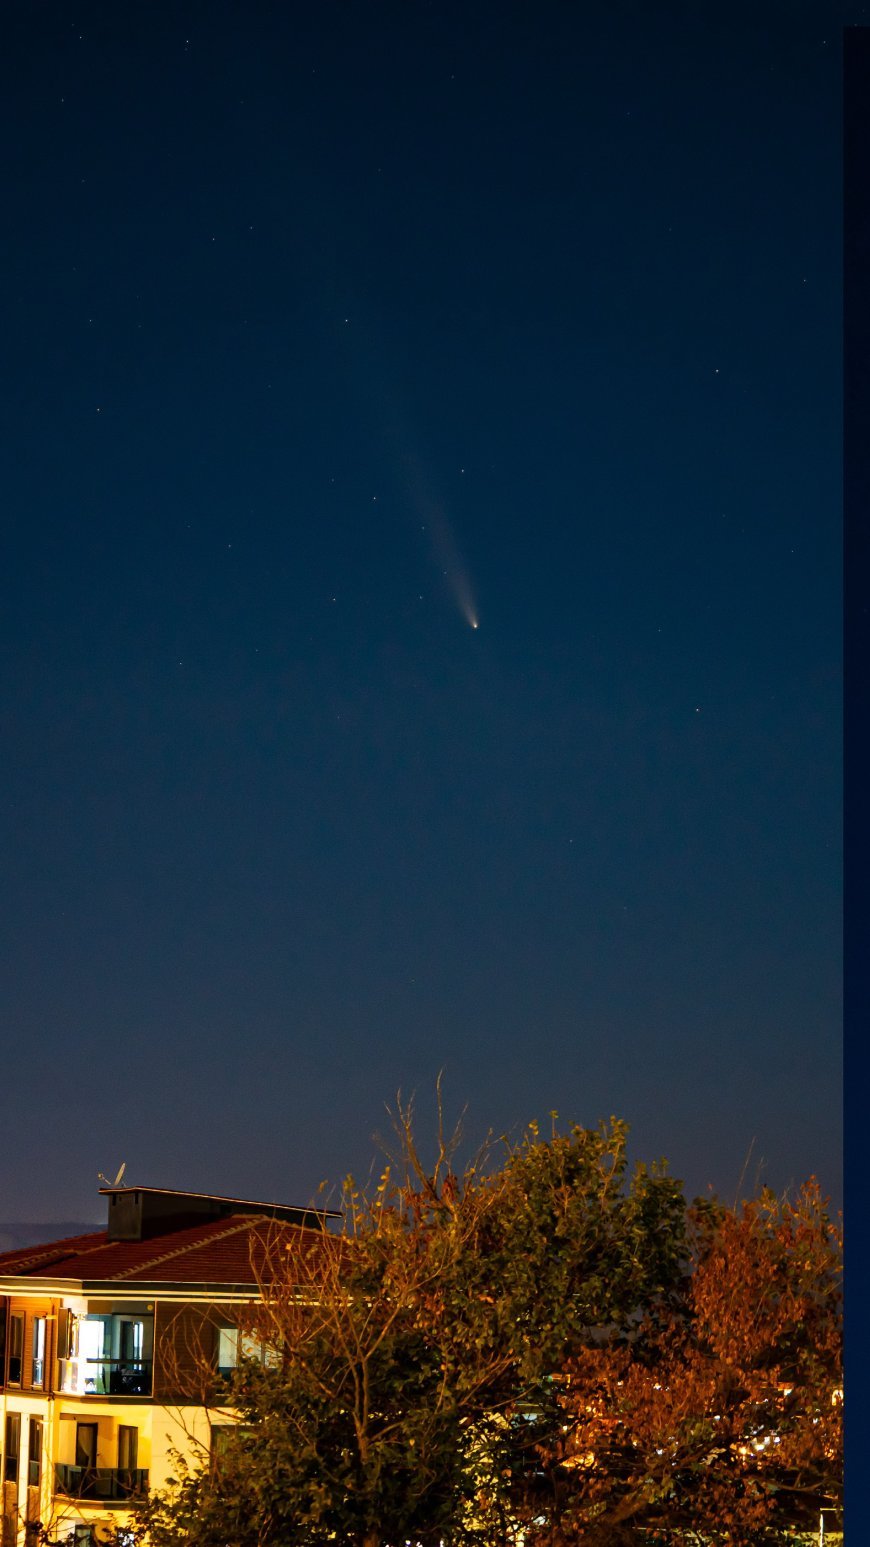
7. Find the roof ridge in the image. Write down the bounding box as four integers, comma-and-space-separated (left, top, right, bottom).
112, 1214, 275, 1280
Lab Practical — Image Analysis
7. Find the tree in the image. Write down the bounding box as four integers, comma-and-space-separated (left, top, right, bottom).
124, 1104, 841, 1547
132, 1104, 687, 1547
521, 1180, 842, 1546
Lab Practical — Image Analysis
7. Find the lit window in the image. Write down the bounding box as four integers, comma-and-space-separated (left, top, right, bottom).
216, 1326, 278, 1373
32, 1319, 46, 1388
217, 1326, 239, 1375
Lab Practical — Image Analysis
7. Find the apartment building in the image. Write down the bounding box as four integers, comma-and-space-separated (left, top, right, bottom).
0, 1185, 337, 1546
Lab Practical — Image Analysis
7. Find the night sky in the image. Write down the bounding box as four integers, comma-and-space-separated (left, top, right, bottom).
2, 2, 845, 1221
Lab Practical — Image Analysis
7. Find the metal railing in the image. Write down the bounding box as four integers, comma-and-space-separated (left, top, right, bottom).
54, 1466, 149, 1504
57, 1358, 153, 1396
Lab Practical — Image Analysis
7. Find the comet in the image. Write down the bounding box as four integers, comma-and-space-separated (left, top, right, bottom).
403, 453, 479, 632
340, 332, 480, 631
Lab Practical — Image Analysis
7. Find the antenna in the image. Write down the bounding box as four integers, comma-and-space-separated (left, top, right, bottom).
98, 1162, 127, 1188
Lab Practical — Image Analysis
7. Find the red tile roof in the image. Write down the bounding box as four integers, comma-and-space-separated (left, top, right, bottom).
0, 1230, 107, 1276
0, 1215, 329, 1286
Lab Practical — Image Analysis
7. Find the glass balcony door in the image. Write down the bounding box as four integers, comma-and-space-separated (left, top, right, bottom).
75, 1423, 98, 1472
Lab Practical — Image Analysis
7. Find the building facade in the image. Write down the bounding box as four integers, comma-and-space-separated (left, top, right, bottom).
0, 1186, 335, 1546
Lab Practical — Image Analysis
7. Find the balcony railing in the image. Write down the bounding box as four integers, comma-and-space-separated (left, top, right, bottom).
57, 1358, 153, 1396
54, 1466, 149, 1504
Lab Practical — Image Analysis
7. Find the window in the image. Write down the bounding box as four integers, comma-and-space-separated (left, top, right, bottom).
75, 1422, 97, 1472
56, 1307, 74, 1361
7, 1313, 23, 1384
61, 1312, 153, 1397
216, 1326, 279, 1375
210, 1423, 252, 1472
245, 1330, 280, 1368
27, 1418, 42, 1489
79, 1315, 104, 1391
210, 1424, 235, 1464
216, 1325, 239, 1375
4, 1413, 20, 1484
32, 1318, 46, 1388
117, 1425, 138, 1473
119, 1318, 143, 1363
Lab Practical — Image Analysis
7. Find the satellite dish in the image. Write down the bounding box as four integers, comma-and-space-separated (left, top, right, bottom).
98, 1162, 127, 1188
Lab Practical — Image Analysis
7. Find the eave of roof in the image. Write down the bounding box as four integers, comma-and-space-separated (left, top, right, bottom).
0, 1274, 266, 1301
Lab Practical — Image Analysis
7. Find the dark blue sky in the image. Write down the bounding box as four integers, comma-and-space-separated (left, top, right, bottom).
2, 1, 844, 1219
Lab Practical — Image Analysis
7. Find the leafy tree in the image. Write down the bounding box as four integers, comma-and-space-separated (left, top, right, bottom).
122, 1103, 841, 1547
132, 1104, 687, 1547
521, 1179, 842, 1546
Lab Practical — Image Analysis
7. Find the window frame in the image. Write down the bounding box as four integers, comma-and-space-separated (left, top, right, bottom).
4, 1412, 21, 1485
27, 1416, 42, 1489
117, 1424, 138, 1473
75, 1422, 98, 1472
215, 1323, 280, 1375
31, 1316, 46, 1389
7, 1312, 24, 1386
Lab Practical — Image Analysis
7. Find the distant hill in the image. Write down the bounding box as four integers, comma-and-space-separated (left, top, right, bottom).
0, 1222, 100, 1254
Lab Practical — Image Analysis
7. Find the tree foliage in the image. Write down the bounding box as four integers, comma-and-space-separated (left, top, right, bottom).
517, 1179, 842, 1546
125, 1105, 841, 1547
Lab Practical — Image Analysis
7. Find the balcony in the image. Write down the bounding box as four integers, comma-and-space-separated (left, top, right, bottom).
54, 1466, 149, 1504
57, 1357, 153, 1397
58, 1312, 154, 1397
